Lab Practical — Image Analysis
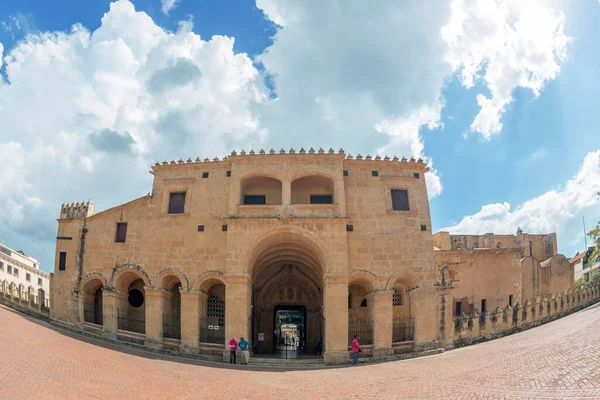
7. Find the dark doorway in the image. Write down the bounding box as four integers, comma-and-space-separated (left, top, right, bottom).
273, 305, 306, 353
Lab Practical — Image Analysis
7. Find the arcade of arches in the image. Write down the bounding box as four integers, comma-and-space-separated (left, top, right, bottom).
72, 236, 439, 365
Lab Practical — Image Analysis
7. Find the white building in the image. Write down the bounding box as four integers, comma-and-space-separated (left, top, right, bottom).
571, 248, 600, 283
0, 243, 50, 307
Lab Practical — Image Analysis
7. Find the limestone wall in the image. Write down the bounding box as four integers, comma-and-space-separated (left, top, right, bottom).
436, 249, 522, 314
453, 283, 600, 346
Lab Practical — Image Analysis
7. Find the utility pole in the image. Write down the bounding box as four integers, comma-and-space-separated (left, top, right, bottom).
583, 216, 588, 250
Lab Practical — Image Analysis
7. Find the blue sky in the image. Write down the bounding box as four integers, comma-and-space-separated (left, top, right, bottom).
0, 0, 599, 272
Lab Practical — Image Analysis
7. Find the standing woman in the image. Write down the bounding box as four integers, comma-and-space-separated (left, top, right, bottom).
228, 336, 238, 364
351, 335, 360, 365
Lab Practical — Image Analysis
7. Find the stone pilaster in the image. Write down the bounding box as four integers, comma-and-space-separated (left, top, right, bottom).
368, 290, 393, 356
323, 274, 349, 364
180, 290, 201, 352
281, 180, 292, 205
76, 291, 85, 328
224, 274, 251, 361
144, 286, 166, 348
409, 286, 442, 351
102, 288, 121, 338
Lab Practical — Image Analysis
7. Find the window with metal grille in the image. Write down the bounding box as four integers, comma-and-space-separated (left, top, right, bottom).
59, 252, 67, 271
529, 241, 533, 257
391, 189, 409, 211
116, 222, 128, 243
14, 268, 18, 277
243, 195, 266, 205
26, 273, 31, 282
7, 265, 12, 274
168, 192, 186, 214
38, 278, 43, 286
393, 288, 403, 306
348, 292, 352, 309
0, 261, 3, 271
310, 194, 333, 204
207, 295, 225, 325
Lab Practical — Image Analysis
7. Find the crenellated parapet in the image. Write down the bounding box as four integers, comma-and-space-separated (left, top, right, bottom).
152, 147, 427, 168
59, 200, 95, 220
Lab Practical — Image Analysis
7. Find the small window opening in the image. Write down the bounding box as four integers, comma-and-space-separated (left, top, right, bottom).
168, 192, 186, 214
455, 301, 462, 316
310, 194, 333, 204
116, 222, 128, 243
391, 189, 409, 211
26, 273, 31, 282
38, 278, 43, 286
509, 295, 513, 307
360, 298, 367, 307
481, 299, 487, 313
348, 293, 352, 309
59, 252, 67, 271
243, 195, 266, 205
529, 241, 533, 257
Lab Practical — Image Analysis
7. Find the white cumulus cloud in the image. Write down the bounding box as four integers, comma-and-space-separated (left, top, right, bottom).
161, 0, 179, 16
442, 0, 570, 138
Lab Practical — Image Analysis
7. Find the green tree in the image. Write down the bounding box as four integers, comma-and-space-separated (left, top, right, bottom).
588, 222, 600, 265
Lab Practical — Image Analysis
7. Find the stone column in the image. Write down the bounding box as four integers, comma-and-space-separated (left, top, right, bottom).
180, 290, 200, 353
77, 292, 85, 328
37, 288, 44, 313
282, 179, 292, 205
197, 292, 208, 341
439, 287, 455, 349
323, 274, 349, 364
144, 286, 165, 348
369, 290, 393, 357
102, 288, 121, 338
409, 286, 441, 352
224, 274, 251, 361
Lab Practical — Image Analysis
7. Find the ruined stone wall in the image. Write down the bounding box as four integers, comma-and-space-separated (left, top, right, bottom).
521, 255, 573, 301
435, 249, 522, 315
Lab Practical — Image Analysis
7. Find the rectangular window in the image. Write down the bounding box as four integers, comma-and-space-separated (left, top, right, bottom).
115, 222, 128, 243
14, 268, 18, 277
7, 265, 12, 274
26, 273, 31, 282
455, 301, 462, 317
59, 252, 67, 271
310, 195, 333, 204
481, 299, 487, 313
391, 189, 409, 211
38, 278, 43, 286
509, 295, 513, 307
0, 261, 3, 270
244, 195, 266, 205
168, 192, 186, 214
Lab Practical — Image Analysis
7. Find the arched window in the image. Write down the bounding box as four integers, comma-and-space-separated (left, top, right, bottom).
393, 288, 403, 306
496, 242, 503, 248
529, 241, 533, 257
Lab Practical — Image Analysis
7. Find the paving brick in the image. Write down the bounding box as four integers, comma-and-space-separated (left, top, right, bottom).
1, 303, 600, 399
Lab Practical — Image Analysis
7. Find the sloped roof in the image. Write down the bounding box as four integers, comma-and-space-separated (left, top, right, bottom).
569, 252, 586, 264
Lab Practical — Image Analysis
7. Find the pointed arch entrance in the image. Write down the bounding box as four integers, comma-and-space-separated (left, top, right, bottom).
250, 234, 325, 357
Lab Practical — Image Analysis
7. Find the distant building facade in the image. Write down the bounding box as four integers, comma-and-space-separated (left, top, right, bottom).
0, 243, 51, 314
50, 149, 576, 364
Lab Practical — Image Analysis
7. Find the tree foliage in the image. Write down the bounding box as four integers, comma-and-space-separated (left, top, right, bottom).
588, 222, 600, 265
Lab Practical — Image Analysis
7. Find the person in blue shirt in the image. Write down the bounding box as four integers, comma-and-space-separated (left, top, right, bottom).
238, 336, 250, 365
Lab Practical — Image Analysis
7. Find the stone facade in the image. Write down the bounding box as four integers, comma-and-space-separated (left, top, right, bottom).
50, 149, 573, 364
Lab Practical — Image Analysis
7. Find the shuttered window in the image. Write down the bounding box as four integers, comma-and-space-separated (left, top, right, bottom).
391, 189, 409, 211
116, 223, 128, 243
168, 192, 186, 214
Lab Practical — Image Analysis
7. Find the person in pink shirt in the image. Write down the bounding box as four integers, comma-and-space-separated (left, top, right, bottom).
351, 335, 360, 365
228, 336, 238, 364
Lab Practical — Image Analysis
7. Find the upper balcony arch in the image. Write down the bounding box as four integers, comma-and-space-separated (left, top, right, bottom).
239, 175, 283, 205
290, 174, 335, 205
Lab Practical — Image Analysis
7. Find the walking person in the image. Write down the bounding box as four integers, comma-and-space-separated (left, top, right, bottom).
351, 335, 360, 365
238, 336, 250, 365
228, 336, 238, 364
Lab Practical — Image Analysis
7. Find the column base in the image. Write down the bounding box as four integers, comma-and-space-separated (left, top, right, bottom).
324, 351, 350, 365
372, 347, 393, 357
413, 340, 441, 352
144, 339, 164, 350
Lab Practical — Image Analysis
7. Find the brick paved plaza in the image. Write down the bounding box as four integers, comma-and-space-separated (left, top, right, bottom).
1, 304, 600, 399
